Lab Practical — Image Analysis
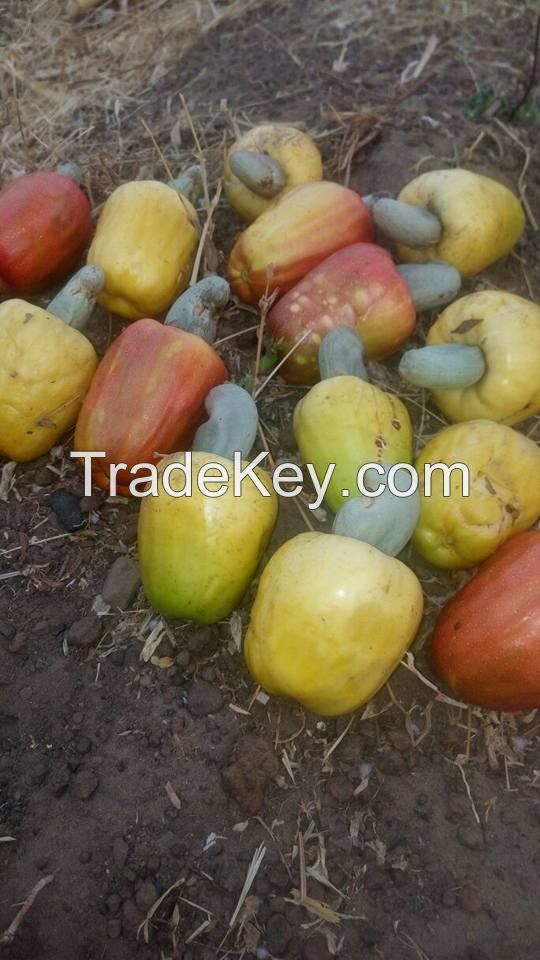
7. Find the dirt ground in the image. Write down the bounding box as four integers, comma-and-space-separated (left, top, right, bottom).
1, 1, 540, 958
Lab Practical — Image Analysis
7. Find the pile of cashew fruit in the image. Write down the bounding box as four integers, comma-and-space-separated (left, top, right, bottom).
1, 122, 539, 717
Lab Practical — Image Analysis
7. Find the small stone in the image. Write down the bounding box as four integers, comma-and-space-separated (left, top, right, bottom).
459, 885, 482, 913
327, 775, 354, 803
65, 615, 102, 650
72, 771, 99, 800
222, 735, 279, 815
113, 837, 129, 868
32, 467, 54, 487
186, 625, 219, 653
135, 882, 158, 912
266, 914, 292, 956
101, 557, 141, 610
187, 679, 224, 717
176, 650, 190, 669
457, 824, 484, 851
48, 489, 85, 532
76, 736, 92, 756
303, 933, 332, 959
106, 918, 122, 938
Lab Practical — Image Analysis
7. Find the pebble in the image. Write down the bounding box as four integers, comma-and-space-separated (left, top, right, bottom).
176, 649, 191, 669
101, 556, 141, 610
186, 625, 219, 653
33, 467, 55, 487
76, 736, 92, 756
135, 882, 158, 912
109, 647, 125, 666
72, 771, 99, 800
48, 489, 85, 532
222, 735, 279, 815
187, 679, 224, 717
266, 914, 292, 956
65, 615, 103, 650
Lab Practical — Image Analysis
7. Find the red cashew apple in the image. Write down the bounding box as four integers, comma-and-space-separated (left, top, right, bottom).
228, 181, 373, 306
432, 531, 540, 711
74, 317, 227, 496
0, 167, 92, 294
267, 242, 416, 384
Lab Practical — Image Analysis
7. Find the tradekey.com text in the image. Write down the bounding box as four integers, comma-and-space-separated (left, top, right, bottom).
72, 451, 470, 509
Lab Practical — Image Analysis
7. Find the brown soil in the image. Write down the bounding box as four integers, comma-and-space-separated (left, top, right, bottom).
1, 2, 540, 959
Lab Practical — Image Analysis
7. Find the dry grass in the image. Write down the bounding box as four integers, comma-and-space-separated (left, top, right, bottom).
0, 0, 267, 188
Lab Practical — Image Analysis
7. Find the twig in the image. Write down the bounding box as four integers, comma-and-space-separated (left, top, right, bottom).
0, 874, 54, 945
140, 117, 174, 181
179, 93, 210, 211
322, 715, 354, 763
453, 759, 481, 826
253, 329, 312, 400
214, 323, 260, 346
189, 179, 222, 285
400, 652, 469, 709
252, 284, 278, 394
